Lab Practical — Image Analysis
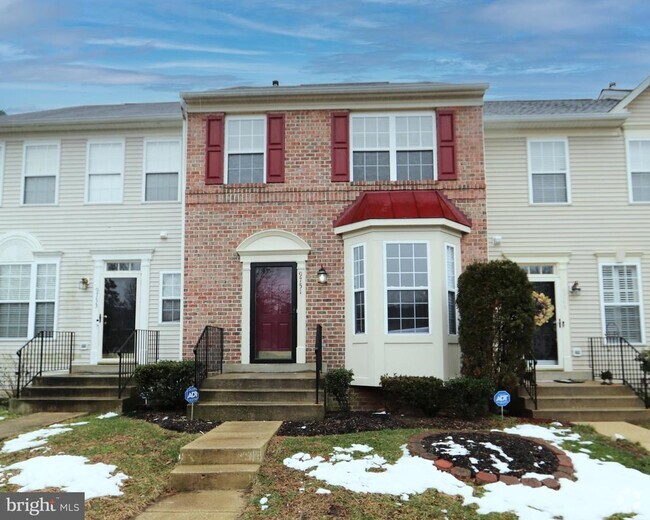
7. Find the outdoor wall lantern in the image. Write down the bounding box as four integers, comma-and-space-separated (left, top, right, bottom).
570, 281, 581, 294
317, 266, 328, 285
79, 277, 90, 290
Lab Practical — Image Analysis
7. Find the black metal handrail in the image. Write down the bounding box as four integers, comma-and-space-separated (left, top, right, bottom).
589, 336, 649, 408
521, 352, 538, 409
15, 331, 76, 398
193, 325, 224, 388
315, 324, 323, 405
117, 329, 160, 398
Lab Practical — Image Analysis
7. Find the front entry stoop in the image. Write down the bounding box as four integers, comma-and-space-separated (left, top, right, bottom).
135, 422, 281, 519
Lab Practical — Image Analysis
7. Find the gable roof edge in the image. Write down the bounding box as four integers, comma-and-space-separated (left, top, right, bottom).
610, 76, 650, 113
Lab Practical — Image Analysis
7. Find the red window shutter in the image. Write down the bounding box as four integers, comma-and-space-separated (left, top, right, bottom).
205, 114, 225, 185
437, 110, 457, 181
331, 111, 350, 182
266, 113, 285, 183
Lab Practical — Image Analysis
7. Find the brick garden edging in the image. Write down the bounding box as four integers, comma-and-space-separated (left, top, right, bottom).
408, 431, 576, 489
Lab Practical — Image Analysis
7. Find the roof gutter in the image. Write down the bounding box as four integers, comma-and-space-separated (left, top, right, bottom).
484, 111, 628, 130
0, 114, 182, 133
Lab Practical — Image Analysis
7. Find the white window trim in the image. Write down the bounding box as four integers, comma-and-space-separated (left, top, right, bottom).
224, 115, 267, 185
445, 242, 459, 337
0, 142, 4, 206
85, 139, 125, 205
527, 138, 572, 205
352, 243, 366, 336
0, 258, 60, 341
626, 137, 650, 204
142, 138, 181, 203
598, 260, 646, 345
383, 240, 432, 335
350, 111, 437, 182
159, 271, 182, 325
21, 140, 60, 206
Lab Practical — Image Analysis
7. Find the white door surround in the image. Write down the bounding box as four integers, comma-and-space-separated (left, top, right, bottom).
236, 230, 311, 365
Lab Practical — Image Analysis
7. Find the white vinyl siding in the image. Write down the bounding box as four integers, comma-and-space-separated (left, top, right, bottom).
226, 116, 265, 184
160, 272, 181, 323
600, 264, 644, 343
352, 244, 366, 334
86, 141, 124, 204
446, 244, 458, 335
351, 113, 436, 182
23, 142, 59, 205
144, 140, 181, 202
385, 242, 430, 334
0, 262, 57, 339
528, 139, 570, 204
628, 139, 650, 202
0, 142, 4, 205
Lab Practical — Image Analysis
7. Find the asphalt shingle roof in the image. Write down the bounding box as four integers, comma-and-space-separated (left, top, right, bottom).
483, 99, 619, 117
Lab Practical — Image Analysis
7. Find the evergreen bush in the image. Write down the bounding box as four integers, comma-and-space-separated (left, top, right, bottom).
133, 360, 196, 409
324, 368, 354, 413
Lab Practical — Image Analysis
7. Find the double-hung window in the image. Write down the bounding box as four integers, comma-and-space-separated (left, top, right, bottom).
446, 244, 458, 335
0, 262, 58, 339
600, 264, 644, 343
385, 242, 429, 334
528, 140, 570, 204
23, 143, 59, 205
144, 140, 181, 202
160, 272, 181, 323
628, 140, 650, 202
87, 141, 124, 203
226, 116, 265, 184
351, 113, 436, 182
352, 245, 366, 334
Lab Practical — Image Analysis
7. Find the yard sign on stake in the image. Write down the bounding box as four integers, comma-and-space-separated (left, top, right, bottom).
493, 390, 510, 420
185, 386, 199, 420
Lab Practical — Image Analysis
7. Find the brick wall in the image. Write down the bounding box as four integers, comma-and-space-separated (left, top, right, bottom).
184, 107, 487, 368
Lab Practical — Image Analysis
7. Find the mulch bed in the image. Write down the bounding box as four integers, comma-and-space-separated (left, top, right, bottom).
126, 409, 221, 434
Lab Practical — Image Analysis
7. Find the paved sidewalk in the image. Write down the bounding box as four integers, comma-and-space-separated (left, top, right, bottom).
0, 412, 86, 440
577, 421, 650, 452
136, 490, 246, 520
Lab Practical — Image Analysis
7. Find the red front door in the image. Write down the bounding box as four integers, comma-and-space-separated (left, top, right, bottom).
251, 263, 296, 362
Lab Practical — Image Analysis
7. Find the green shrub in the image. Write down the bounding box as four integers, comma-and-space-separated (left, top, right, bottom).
133, 360, 196, 410
443, 376, 495, 419
324, 368, 354, 413
380, 375, 444, 417
457, 259, 536, 391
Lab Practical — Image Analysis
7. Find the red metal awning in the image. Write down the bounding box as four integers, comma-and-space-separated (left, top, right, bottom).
334, 190, 471, 229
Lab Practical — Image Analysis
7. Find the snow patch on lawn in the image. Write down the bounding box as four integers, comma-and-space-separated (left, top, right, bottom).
284, 424, 650, 519
1, 427, 73, 453
96, 412, 119, 419
0, 455, 128, 499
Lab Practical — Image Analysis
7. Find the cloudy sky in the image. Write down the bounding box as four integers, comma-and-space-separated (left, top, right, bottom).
1, 0, 648, 113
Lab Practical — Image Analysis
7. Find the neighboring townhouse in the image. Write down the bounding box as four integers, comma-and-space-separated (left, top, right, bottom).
181, 82, 489, 394
0, 103, 184, 383
484, 76, 650, 376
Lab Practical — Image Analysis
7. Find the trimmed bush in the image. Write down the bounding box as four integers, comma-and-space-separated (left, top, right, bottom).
324, 368, 354, 413
133, 360, 195, 410
443, 376, 495, 419
380, 375, 444, 417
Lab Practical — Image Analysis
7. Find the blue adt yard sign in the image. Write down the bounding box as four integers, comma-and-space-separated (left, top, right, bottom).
493, 390, 511, 407
185, 386, 199, 404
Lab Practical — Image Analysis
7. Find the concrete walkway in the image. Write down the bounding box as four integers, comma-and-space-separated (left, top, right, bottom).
135, 421, 282, 520
0, 412, 86, 440
577, 421, 650, 452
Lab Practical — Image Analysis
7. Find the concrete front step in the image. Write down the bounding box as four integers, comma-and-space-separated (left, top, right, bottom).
21, 385, 135, 399
134, 490, 246, 520
532, 408, 650, 422
201, 373, 317, 390
71, 364, 120, 374
223, 363, 320, 373
535, 382, 633, 397
170, 464, 260, 491
200, 388, 319, 403
530, 396, 646, 410
34, 374, 124, 387
192, 402, 324, 421
9, 396, 129, 414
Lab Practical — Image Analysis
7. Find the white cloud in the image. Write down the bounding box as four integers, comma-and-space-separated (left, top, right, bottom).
0, 42, 33, 61
87, 37, 265, 56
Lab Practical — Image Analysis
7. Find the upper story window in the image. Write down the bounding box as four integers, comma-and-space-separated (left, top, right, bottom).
528, 139, 570, 204
23, 142, 59, 205
385, 242, 430, 334
0, 262, 57, 339
144, 140, 181, 202
628, 139, 650, 202
226, 116, 265, 184
351, 113, 436, 182
86, 141, 124, 204
353, 244, 366, 334
600, 263, 644, 344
